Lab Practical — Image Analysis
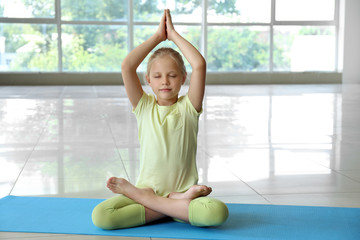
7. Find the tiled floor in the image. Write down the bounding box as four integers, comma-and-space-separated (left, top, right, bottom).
1, 84, 360, 239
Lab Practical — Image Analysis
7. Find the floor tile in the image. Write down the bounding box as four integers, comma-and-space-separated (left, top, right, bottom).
243, 172, 360, 195
264, 193, 360, 208
338, 170, 360, 182
216, 195, 270, 205
1, 84, 360, 240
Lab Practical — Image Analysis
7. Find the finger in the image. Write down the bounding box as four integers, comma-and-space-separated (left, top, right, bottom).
166, 9, 171, 20
161, 9, 166, 22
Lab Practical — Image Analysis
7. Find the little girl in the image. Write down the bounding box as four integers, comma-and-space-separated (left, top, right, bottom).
92, 9, 229, 229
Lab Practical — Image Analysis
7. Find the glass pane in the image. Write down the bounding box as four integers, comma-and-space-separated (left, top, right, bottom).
208, 0, 270, 23
276, 0, 335, 21
61, 0, 127, 21
273, 26, 336, 71
272, 94, 335, 144
134, 0, 201, 23
0, 24, 58, 72
207, 26, 269, 72
62, 25, 127, 72
134, 25, 201, 72
0, 0, 55, 18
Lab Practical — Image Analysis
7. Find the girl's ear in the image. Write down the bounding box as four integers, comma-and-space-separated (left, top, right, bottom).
182, 73, 187, 85
145, 75, 151, 84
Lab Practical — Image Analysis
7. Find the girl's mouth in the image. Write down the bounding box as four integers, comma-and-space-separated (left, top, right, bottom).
160, 88, 171, 92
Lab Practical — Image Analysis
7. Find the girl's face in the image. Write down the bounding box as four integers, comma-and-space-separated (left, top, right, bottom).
146, 55, 186, 106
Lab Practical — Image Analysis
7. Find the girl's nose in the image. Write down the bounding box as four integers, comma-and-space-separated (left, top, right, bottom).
161, 77, 170, 85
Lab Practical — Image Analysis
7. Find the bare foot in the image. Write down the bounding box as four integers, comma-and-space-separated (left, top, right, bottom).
107, 177, 156, 197
168, 185, 212, 200
106, 177, 128, 194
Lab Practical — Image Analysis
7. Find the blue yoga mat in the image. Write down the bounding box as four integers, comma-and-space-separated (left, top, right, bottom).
0, 196, 359, 240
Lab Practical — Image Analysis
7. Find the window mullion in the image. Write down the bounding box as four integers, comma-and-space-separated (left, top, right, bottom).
55, 0, 62, 72
273, 20, 336, 26
61, 20, 127, 25
0, 17, 55, 24
334, 0, 340, 72
128, 0, 134, 52
201, 0, 208, 60
270, 0, 276, 72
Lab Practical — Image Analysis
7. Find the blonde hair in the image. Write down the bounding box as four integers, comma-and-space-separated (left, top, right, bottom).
146, 47, 187, 77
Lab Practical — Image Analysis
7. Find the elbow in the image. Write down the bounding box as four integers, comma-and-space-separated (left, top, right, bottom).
121, 58, 138, 74
121, 61, 132, 73
193, 58, 207, 72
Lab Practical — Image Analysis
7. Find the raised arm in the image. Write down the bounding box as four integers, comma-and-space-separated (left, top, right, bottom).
165, 9, 206, 112
121, 11, 167, 108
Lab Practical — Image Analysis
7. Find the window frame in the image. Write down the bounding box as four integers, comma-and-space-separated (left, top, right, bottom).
0, 0, 341, 73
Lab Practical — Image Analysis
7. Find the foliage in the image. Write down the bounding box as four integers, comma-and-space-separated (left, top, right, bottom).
4, 23, 57, 71
1, 0, 286, 72
209, 0, 239, 14
22, 0, 54, 17
61, 0, 127, 21
299, 26, 334, 36
208, 27, 268, 71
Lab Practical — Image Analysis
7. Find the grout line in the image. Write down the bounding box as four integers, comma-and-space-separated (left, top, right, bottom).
202, 150, 272, 205
331, 169, 360, 184
8, 114, 53, 196
262, 191, 360, 196
102, 108, 131, 182
234, 178, 273, 205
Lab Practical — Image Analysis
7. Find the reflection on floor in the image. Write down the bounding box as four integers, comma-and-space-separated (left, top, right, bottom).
1, 84, 360, 239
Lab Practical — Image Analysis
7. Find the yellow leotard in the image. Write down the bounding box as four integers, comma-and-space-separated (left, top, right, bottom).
133, 92, 201, 197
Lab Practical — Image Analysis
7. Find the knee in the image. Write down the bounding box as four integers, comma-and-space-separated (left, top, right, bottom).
92, 199, 146, 230
92, 202, 130, 230
92, 203, 117, 230
189, 197, 229, 227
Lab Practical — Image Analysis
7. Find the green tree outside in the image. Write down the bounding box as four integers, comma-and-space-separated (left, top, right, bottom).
1, 0, 288, 72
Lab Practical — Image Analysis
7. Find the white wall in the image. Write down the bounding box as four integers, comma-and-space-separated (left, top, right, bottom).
342, 0, 360, 84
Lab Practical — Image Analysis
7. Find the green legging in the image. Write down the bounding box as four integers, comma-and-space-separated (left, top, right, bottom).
92, 195, 229, 229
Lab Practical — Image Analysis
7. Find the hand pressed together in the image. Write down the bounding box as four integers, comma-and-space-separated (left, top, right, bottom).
156, 9, 176, 42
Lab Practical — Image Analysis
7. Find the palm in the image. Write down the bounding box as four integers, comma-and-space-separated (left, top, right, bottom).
165, 10, 175, 41
156, 11, 167, 41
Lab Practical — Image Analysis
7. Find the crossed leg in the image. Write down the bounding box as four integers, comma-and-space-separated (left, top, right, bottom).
106, 177, 212, 223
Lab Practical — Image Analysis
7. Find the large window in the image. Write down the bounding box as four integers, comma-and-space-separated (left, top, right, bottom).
0, 0, 340, 73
